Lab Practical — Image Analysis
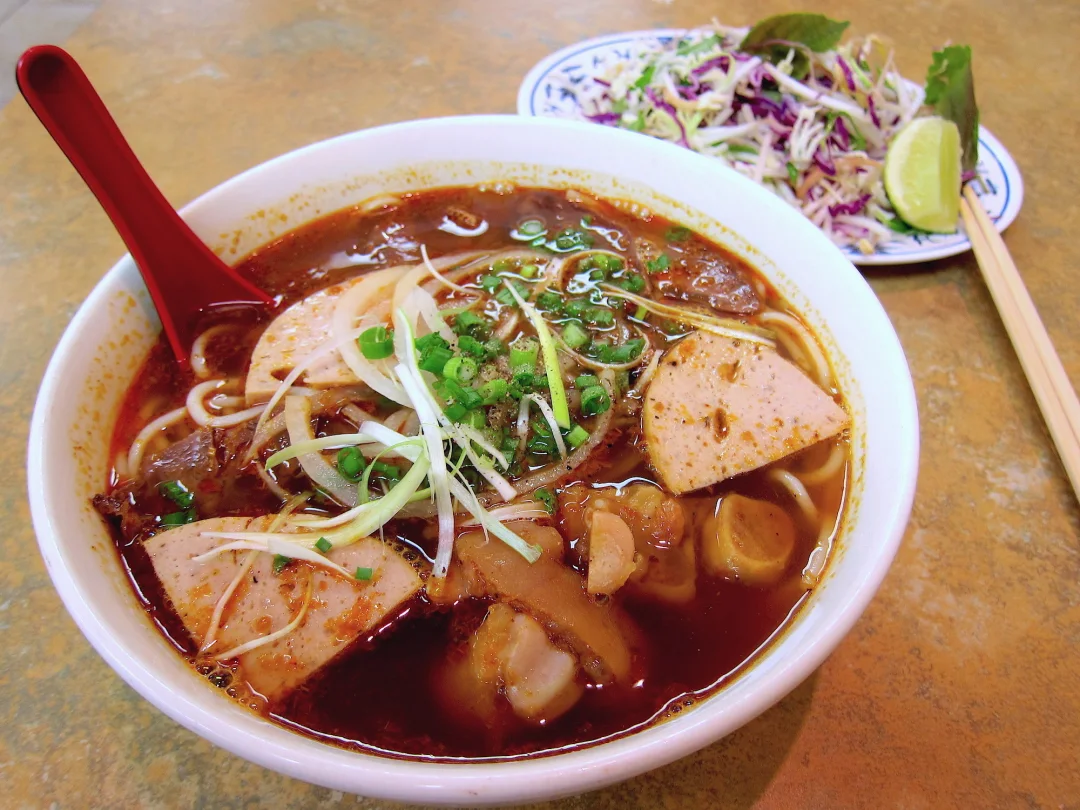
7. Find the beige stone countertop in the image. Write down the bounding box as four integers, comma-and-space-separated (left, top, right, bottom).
2, 0, 1079, 807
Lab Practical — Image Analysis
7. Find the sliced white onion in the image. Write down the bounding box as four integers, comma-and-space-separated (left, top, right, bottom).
284, 395, 359, 507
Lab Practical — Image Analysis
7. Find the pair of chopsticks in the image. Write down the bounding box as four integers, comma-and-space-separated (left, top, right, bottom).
959, 186, 1080, 500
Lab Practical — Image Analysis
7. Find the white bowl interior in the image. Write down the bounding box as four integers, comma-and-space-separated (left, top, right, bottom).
27, 115, 917, 806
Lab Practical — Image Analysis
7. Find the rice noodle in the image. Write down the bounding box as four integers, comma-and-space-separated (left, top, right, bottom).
420, 245, 472, 294
796, 442, 848, 487
187, 380, 265, 428
283, 395, 359, 507
126, 406, 188, 476
759, 310, 833, 390
768, 468, 819, 525
189, 325, 233, 379
803, 514, 838, 587
255, 462, 291, 501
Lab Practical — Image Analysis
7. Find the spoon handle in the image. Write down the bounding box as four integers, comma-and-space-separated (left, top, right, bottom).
16, 45, 271, 364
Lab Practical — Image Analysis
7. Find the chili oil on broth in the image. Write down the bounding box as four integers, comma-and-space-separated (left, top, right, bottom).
95, 185, 850, 760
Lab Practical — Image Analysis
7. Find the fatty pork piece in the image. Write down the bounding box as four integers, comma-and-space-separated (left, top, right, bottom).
643, 331, 849, 494
444, 603, 584, 725
145, 516, 423, 702
560, 482, 696, 604
455, 524, 633, 684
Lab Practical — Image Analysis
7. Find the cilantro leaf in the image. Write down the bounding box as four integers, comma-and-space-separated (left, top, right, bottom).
741, 13, 849, 78
925, 45, 979, 173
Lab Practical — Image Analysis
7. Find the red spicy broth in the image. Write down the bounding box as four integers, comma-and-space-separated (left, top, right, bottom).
95, 186, 849, 759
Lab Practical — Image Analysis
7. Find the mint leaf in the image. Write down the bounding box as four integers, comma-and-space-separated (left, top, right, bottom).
741, 14, 849, 77
925, 45, 979, 173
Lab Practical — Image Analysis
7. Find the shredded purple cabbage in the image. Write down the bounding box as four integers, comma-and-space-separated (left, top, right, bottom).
833, 115, 851, 150
692, 56, 730, 76
828, 194, 871, 217
836, 56, 856, 92
814, 153, 837, 176
868, 95, 881, 128
585, 112, 622, 124
961, 169, 977, 183
593, 78, 611, 88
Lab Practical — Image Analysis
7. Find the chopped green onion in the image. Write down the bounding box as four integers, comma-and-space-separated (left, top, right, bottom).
161, 509, 196, 527
479, 274, 501, 293
463, 410, 486, 429
452, 310, 491, 339
359, 325, 394, 360
273, 554, 292, 575
621, 273, 646, 293
443, 355, 478, 382
518, 219, 545, 237
479, 378, 509, 404
562, 321, 589, 350
495, 280, 529, 307
608, 338, 645, 363
510, 337, 540, 369
575, 374, 600, 389
580, 385, 611, 416
786, 161, 799, 186
633, 304, 649, 321
370, 461, 402, 482
536, 291, 563, 312
418, 346, 454, 375
336, 446, 366, 481
415, 333, 450, 353
646, 254, 671, 273
520, 263, 539, 279
315, 536, 333, 554
534, 487, 557, 515
445, 402, 468, 421
458, 387, 483, 410
565, 424, 590, 449
493, 258, 514, 273
584, 307, 615, 327
665, 226, 692, 242
159, 480, 194, 509
482, 338, 506, 358
354, 567, 374, 581
563, 299, 588, 318
457, 334, 485, 357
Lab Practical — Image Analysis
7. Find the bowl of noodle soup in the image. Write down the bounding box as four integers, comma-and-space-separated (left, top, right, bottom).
27, 115, 917, 804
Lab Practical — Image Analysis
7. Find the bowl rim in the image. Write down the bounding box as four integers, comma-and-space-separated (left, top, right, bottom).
27, 114, 918, 805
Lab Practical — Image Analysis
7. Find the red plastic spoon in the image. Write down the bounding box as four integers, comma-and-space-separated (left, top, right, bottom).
16, 45, 272, 367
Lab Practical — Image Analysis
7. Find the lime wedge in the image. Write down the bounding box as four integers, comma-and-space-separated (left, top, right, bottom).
884, 117, 962, 233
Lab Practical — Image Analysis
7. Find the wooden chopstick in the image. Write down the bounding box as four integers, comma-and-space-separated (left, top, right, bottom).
959, 185, 1080, 499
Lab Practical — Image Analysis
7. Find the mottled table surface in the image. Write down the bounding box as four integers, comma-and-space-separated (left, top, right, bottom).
3, 0, 1079, 807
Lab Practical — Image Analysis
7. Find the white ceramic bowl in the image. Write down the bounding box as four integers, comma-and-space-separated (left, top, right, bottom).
27, 115, 918, 806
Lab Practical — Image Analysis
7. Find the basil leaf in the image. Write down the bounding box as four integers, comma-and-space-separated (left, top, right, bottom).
741, 13, 849, 77
925, 45, 979, 173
